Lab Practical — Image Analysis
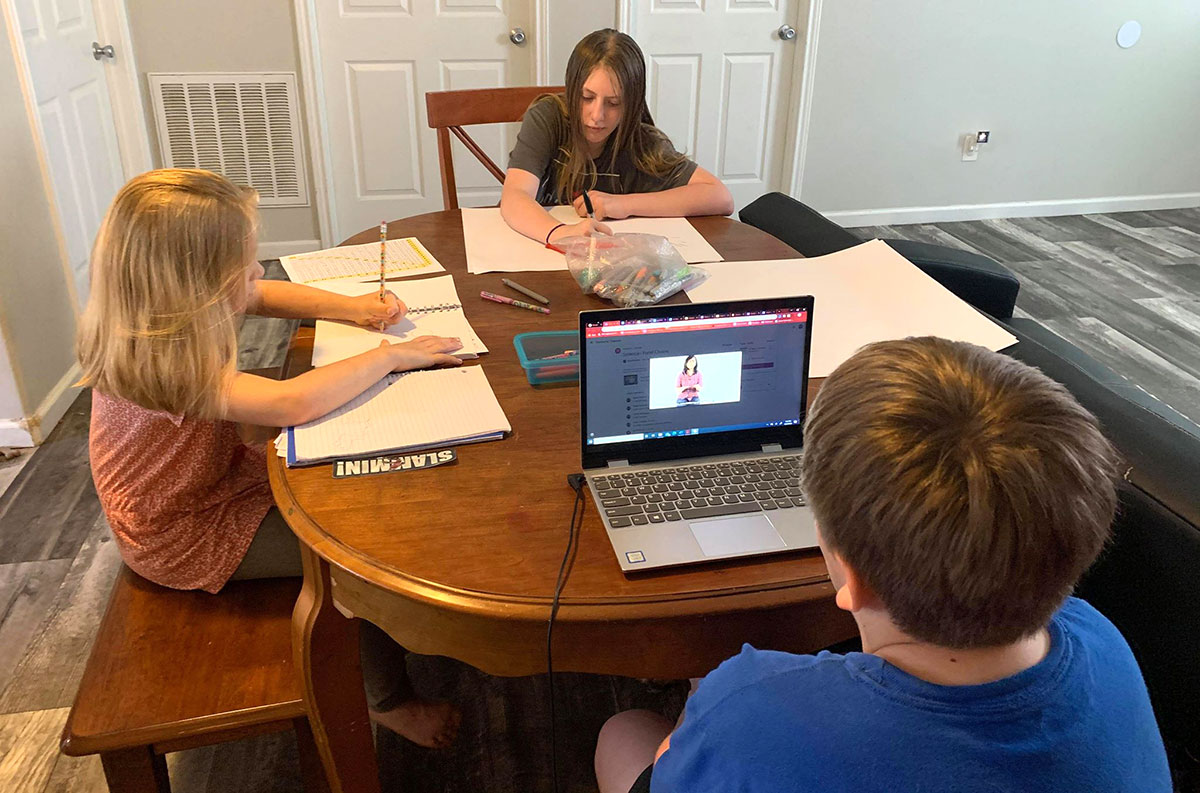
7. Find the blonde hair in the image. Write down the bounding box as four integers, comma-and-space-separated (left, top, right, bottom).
77, 169, 258, 419
548, 29, 687, 203
801, 337, 1120, 648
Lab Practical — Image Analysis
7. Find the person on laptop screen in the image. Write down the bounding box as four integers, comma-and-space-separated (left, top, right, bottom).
675, 355, 702, 405
594, 337, 1170, 793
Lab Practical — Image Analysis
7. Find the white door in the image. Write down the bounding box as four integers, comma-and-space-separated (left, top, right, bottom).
14, 0, 126, 308
627, 0, 805, 211
313, 0, 536, 241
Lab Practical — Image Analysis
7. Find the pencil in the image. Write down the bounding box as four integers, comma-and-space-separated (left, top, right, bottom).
501, 277, 550, 305
480, 290, 551, 315
378, 220, 387, 331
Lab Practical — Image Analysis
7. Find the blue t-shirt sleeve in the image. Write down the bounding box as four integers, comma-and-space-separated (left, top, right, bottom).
652, 645, 830, 792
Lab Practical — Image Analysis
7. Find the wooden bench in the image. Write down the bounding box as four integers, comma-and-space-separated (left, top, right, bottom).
60, 566, 324, 792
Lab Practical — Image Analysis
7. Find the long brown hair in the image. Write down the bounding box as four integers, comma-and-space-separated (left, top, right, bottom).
548, 29, 687, 203
77, 169, 259, 419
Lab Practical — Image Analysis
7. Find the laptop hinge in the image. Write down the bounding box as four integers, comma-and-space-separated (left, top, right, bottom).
606, 459, 631, 468
761, 443, 783, 453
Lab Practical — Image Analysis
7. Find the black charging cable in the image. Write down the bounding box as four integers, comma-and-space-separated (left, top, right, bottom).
548, 473, 586, 793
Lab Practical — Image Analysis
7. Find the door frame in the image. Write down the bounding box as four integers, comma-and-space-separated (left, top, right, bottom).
294, 0, 552, 246
616, 0, 822, 204
93, 0, 153, 178
0, 0, 145, 441
1, 0, 150, 315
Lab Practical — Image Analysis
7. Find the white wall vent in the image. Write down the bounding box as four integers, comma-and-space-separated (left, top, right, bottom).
148, 72, 308, 207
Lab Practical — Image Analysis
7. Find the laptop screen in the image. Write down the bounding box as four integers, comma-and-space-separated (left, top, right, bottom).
580, 297, 813, 468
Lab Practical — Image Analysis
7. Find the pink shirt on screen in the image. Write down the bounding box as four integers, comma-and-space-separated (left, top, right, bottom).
677, 371, 703, 399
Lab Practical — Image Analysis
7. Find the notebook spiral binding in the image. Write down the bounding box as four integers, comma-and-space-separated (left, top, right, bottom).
406, 302, 463, 315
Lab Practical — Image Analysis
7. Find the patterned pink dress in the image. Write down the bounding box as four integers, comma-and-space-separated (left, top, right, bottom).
89, 390, 275, 593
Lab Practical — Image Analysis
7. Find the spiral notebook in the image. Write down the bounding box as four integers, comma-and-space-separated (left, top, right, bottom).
312, 275, 487, 367
276, 366, 510, 467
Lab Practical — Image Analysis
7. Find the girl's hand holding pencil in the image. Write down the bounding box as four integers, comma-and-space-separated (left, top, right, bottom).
351, 290, 407, 328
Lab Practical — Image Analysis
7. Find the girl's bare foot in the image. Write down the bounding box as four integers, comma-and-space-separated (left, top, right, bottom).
370, 700, 462, 749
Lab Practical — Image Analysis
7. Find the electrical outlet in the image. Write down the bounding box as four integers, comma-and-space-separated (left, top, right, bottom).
961, 133, 979, 162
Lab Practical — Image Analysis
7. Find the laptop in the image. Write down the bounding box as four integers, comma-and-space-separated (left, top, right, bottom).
580, 296, 817, 572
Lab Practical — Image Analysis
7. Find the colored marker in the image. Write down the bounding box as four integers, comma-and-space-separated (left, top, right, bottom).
501, 277, 550, 305
480, 290, 550, 315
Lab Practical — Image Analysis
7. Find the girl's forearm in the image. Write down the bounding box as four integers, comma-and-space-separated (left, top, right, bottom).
226, 346, 398, 427
251, 280, 357, 321
500, 184, 561, 243
618, 182, 734, 218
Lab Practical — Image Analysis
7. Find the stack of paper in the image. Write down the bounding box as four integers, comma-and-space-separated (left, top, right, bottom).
685, 239, 1018, 378
461, 206, 724, 274
312, 275, 487, 366
276, 366, 510, 467
280, 237, 445, 285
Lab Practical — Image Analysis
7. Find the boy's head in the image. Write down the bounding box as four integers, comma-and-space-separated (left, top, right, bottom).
800, 337, 1120, 649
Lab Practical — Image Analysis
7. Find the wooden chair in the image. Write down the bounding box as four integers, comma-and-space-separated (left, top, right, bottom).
60, 567, 324, 793
425, 85, 563, 210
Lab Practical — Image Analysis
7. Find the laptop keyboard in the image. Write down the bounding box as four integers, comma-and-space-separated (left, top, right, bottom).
592, 455, 806, 528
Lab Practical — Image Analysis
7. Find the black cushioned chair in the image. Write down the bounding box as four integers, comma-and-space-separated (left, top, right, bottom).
739, 192, 1200, 788
738, 192, 1021, 319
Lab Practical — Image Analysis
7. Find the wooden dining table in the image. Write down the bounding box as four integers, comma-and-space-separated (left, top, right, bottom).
268, 210, 858, 792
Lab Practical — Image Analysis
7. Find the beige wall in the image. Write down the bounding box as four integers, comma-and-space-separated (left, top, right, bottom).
0, 30, 80, 423
799, 2, 1200, 221
548, 4, 617, 81
124, 0, 320, 244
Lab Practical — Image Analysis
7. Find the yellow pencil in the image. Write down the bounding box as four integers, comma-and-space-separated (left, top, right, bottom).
378, 221, 387, 331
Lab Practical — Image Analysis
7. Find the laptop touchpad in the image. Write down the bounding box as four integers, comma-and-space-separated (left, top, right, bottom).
690, 515, 787, 558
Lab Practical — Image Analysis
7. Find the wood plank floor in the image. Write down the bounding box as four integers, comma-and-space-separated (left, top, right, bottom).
1, 207, 1196, 791
853, 207, 1200, 427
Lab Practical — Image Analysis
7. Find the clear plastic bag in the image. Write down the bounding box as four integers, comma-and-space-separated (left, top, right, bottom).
558, 232, 706, 307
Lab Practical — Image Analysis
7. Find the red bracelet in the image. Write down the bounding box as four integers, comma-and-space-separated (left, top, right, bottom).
545, 222, 566, 245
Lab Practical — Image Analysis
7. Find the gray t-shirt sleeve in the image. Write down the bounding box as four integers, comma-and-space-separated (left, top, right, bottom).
507, 97, 564, 179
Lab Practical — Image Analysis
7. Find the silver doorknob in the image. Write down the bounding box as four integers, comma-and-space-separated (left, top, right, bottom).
778, 24, 797, 41
92, 41, 115, 60
509, 27, 526, 46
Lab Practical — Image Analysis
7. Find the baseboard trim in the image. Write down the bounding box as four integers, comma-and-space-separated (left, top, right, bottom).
27, 363, 82, 444
0, 363, 80, 447
257, 239, 321, 261
827, 193, 1200, 228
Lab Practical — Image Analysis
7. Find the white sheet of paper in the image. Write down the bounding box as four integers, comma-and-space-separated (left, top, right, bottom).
685, 240, 1018, 378
311, 275, 487, 367
280, 237, 445, 285
461, 206, 724, 274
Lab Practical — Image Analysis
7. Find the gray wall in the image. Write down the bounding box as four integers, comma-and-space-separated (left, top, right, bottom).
799, 1, 1200, 219
0, 33, 80, 421
124, 0, 321, 244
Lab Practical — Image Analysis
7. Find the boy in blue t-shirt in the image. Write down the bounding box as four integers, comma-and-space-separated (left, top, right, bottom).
595, 337, 1171, 793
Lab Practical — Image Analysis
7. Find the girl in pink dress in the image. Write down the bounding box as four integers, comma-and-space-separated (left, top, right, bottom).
676, 355, 703, 404
78, 169, 461, 748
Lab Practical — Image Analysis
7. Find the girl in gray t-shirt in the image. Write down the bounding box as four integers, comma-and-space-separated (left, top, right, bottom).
500, 29, 732, 246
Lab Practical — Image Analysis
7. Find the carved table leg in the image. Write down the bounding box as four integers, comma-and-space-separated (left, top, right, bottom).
293, 545, 381, 793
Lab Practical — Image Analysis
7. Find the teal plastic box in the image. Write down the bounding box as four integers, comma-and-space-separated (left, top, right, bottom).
513, 330, 579, 384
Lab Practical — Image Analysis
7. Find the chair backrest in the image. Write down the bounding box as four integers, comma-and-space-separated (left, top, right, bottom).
425, 85, 564, 210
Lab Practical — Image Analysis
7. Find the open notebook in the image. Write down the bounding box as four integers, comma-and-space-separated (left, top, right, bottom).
312, 275, 487, 366
276, 366, 510, 467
